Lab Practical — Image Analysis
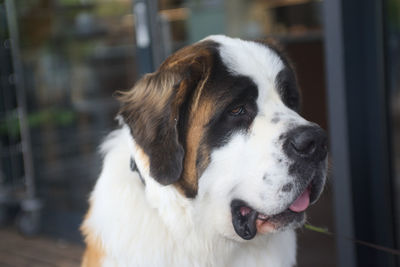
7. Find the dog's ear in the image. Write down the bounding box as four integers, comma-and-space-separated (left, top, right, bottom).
117, 42, 215, 185
117, 71, 185, 185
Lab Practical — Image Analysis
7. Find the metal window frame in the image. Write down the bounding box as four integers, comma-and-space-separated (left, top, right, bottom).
132, 0, 171, 76
324, 0, 397, 266
323, 1, 357, 266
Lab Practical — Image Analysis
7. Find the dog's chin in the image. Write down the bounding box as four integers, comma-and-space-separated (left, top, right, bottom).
230, 179, 324, 240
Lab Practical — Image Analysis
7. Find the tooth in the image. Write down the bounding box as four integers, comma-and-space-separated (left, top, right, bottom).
258, 214, 268, 220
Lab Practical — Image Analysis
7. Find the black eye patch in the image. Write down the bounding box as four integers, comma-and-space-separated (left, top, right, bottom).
205, 78, 258, 149
275, 68, 300, 111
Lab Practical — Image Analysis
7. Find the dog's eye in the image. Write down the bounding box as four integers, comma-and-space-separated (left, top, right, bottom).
229, 105, 246, 116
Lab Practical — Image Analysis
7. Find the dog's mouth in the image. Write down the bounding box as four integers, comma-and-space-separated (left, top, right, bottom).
231, 184, 315, 240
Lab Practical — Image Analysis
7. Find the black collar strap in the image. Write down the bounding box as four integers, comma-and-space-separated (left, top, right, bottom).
130, 157, 145, 185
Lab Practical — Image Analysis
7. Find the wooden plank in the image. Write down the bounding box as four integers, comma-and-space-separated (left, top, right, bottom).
0, 240, 81, 265
0, 228, 83, 267
0, 250, 33, 267
0, 236, 83, 261
0, 229, 83, 256
0, 249, 55, 267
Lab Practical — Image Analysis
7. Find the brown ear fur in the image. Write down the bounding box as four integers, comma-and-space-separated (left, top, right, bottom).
118, 41, 217, 186
118, 70, 185, 185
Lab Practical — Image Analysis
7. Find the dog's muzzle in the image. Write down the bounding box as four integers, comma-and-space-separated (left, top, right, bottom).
283, 125, 328, 205
231, 125, 328, 240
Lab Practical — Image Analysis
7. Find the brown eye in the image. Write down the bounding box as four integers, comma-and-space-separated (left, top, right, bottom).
230, 105, 246, 116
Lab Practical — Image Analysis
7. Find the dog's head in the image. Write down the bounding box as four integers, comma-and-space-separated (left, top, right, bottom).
119, 35, 328, 241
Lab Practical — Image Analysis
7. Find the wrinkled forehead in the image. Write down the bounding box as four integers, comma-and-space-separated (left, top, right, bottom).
206, 35, 285, 108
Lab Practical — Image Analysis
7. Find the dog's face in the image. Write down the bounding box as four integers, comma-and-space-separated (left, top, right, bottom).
120, 35, 327, 241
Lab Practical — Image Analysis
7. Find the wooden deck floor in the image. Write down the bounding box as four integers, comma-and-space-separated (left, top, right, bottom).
0, 228, 84, 267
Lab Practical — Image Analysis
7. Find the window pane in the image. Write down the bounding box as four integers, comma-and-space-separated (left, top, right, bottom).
386, 0, 400, 250
11, 0, 137, 240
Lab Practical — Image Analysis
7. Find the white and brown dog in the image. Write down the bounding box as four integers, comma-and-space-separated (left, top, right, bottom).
81, 35, 328, 267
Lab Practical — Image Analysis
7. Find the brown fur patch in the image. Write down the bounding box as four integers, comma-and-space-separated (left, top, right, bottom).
118, 40, 219, 197
81, 208, 105, 267
118, 69, 185, 185
176, 95, 215, 196
135, 146, 150, 172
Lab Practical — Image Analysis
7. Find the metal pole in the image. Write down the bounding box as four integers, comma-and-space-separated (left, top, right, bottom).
132, 0, 170, 75
323, 0, 357, 266
4, 0, 36, 199
133, 0, 154, 75
146, 0, 163, 69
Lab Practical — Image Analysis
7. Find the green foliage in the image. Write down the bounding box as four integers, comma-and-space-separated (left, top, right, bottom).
388, 0, 400, 30
58, 0, 91, 6
0, 108, 76, 137
95, 2, 131, 17
304, 223, 331, 235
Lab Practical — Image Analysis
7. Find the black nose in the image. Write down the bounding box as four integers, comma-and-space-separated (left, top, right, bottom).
284, 125, 328, 162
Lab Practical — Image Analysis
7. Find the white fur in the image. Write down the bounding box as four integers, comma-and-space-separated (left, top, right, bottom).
83, 36, 327, 267
201, 36, 316, 220
84, 126, 296, 267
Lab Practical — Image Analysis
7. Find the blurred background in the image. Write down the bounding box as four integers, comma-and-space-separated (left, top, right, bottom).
0, 0, 399, 266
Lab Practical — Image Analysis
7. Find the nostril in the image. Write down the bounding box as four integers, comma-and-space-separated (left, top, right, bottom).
284, 125, 328, 161
290, 132, 316, 157
290, 139, 316, 156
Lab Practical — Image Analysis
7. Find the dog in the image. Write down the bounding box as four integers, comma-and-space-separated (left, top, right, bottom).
81, 35, 328, 267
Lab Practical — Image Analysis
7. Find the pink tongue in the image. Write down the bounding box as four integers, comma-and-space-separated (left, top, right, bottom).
289, 189, 310, 212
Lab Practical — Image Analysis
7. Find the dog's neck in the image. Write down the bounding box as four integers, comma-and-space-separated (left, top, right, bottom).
125, 128, 194, 234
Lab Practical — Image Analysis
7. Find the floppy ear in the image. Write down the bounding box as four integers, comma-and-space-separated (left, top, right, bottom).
118, 70, 187, 185
118, 40, 217, 186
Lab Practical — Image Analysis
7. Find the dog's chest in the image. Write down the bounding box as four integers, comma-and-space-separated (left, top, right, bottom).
84, 128, 296, 267
99, 241, 293, 267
